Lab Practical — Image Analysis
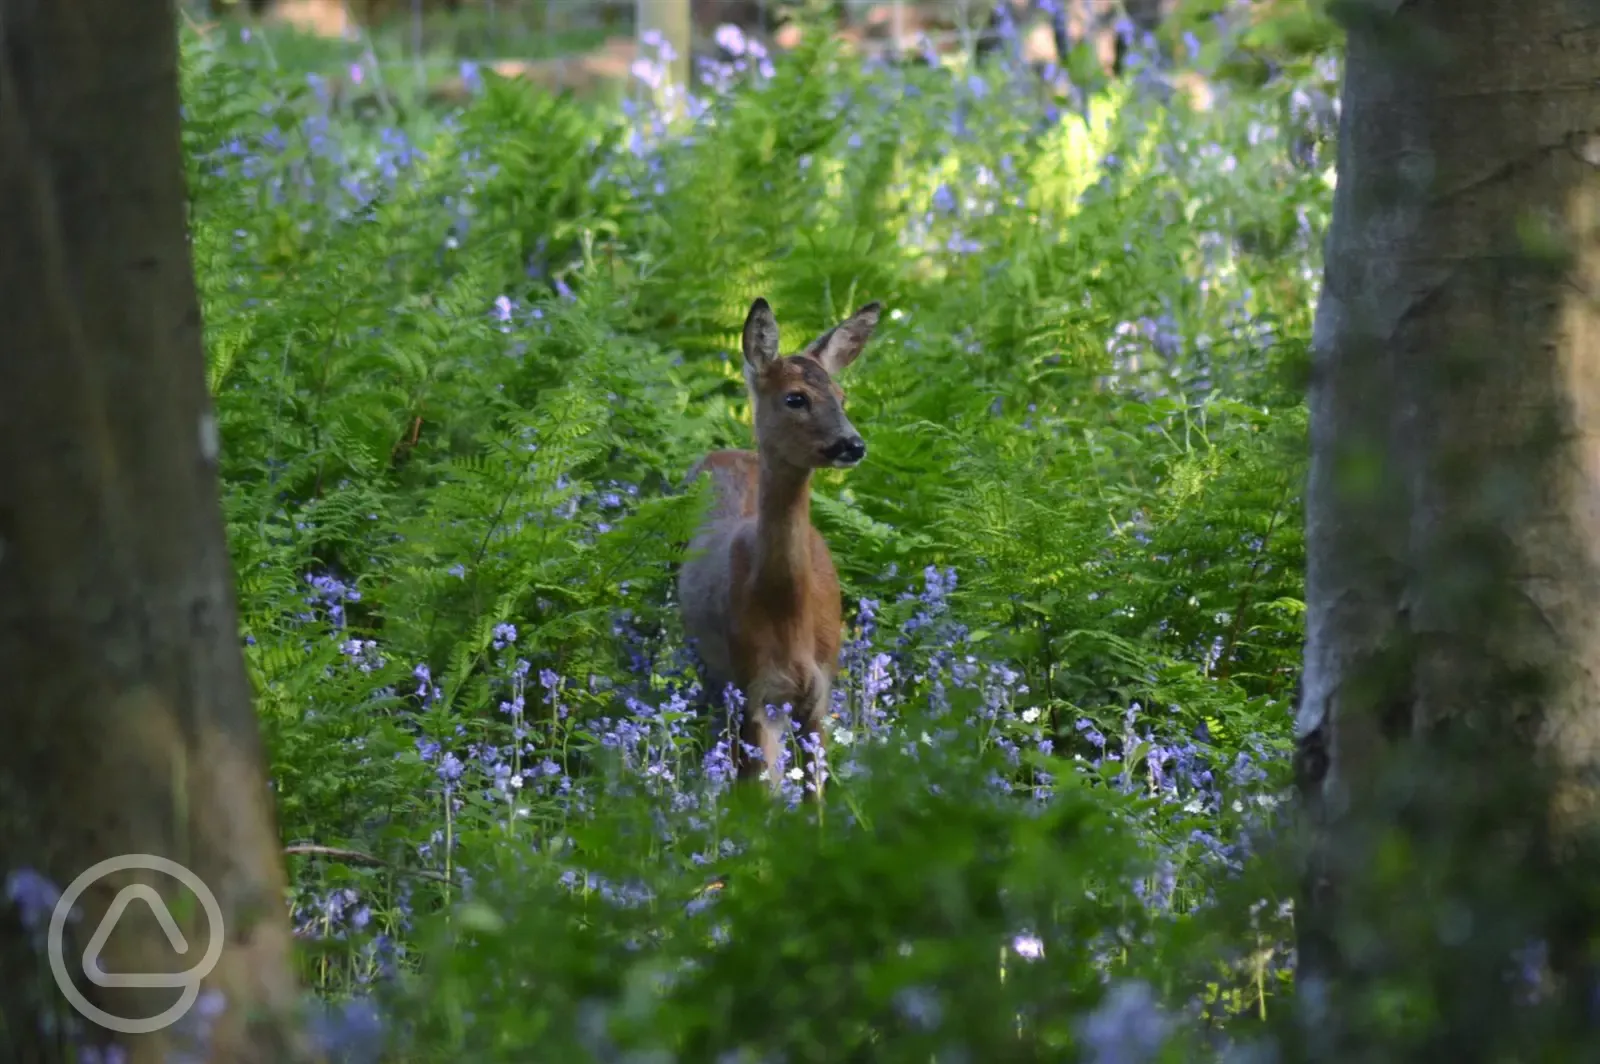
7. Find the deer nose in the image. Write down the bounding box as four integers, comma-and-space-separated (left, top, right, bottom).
824, 436, 867, 466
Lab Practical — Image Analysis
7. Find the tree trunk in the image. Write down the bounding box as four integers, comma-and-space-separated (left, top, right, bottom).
638, 0, 693, 89
0, 3, 308, 1061
1297, 0, 1600, 1057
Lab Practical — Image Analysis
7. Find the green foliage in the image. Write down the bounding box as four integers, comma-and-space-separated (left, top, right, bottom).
177, 13, 1335, 1061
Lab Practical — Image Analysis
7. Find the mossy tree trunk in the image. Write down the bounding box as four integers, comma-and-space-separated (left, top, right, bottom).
0, 2, 309, 1061
1296, 0, 1600, 1057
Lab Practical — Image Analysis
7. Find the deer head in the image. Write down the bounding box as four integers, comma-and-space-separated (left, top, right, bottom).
741, 297, 881, 471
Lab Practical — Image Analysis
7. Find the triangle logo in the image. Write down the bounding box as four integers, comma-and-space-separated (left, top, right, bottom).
80, 884, 193, 989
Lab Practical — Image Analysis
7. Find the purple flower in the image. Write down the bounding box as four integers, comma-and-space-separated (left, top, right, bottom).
308, 996, 386, 1063
893, 986, 943, 1030
714, 24, 746, 57
1079, 981, 1172, 1064
77, 1048, 129, 1064
5, 868, 64, 930
1012, 932, 1045, 960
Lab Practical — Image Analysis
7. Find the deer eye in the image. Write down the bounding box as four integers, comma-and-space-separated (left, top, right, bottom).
783, 391, 809, 410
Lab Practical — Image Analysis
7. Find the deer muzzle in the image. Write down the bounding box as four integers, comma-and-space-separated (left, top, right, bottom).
823, 435, 867, 467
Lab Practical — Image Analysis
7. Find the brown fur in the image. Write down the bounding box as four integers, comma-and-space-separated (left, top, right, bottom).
678, 298, 882, 801
685, 450, 760, 520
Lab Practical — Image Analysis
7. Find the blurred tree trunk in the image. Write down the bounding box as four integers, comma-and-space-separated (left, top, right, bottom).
1297, 0, 1600, 1057
0, 3, 309, 1062
639, 0, 692, 88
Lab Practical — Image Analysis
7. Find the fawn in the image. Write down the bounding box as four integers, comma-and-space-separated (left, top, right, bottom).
678, 296, 882, 801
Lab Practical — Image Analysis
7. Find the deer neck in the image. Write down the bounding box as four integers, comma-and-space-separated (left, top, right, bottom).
752, 451, 814, 608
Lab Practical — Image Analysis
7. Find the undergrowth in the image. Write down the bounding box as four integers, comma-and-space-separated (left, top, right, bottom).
178, 10, 1337, 1061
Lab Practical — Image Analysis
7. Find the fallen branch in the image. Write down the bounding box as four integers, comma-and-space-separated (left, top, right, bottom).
284, 843, 456, 885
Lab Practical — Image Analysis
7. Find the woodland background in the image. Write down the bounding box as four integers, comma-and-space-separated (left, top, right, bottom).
9, 1, 1594, 1062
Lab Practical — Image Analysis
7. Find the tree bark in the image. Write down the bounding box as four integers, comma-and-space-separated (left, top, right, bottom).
1297, 0, 1600, 1057
0, 3, 308, 1061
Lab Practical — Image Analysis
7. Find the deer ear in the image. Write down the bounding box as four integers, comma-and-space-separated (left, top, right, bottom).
742, 298, 781, 370
802, 302, 882, 376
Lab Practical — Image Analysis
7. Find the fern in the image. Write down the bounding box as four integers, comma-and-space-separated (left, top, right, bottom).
176, 9, 1339, 1055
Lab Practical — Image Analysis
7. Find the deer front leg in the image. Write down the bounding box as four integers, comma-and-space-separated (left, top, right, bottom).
737, 679, 788, 791
796, 672, 832, 803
